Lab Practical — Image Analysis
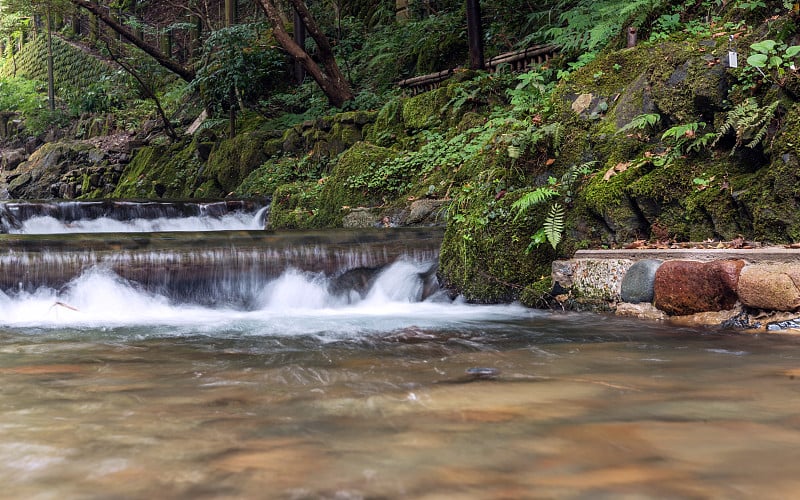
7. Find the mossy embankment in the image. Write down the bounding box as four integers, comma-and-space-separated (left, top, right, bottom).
5, 14, 800, 306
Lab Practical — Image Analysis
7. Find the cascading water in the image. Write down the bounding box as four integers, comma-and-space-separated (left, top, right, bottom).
3, 201, 800, 499
0, 200, 269, 233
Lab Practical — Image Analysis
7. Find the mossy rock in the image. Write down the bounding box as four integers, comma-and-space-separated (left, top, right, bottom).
314, 142, 398, 227
267, 181, 320, 230
401, 87, 452, 132
235, 156, 301, 198
113, 140, 204, 199
439, 191, 556, 303
6, 141, 102, 199
366, 99, 406, 147
519, 277, 554, 308
205, 131, 271, 194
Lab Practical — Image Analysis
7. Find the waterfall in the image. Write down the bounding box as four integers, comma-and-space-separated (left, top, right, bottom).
0, 228, 444, 309
0, 200, 269, 233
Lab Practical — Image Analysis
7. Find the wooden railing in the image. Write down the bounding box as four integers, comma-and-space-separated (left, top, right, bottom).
398, 44, 559, 95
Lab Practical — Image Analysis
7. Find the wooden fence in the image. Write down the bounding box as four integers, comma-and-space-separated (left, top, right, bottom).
398, 44, 559, 95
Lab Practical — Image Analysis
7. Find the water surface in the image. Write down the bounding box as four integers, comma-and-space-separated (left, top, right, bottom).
2, 268, 800, 499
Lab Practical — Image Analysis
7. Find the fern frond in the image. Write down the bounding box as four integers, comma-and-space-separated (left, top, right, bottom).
543, 203, 566, 250
512, 187, 559, 217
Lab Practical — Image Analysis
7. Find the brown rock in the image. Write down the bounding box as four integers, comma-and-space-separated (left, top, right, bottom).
653, 260, 745, 315
738, 264, 800, 311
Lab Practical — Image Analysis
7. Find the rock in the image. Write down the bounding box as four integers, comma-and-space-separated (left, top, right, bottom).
551, 260, 576, 289
405, 199, 448, 225
738, 264, 800, 312
653, 260, 745, 315
571, 93, 594, 115
615, 302, 667, 320
1, 148, 28, 171
572, 258, 634, 301
342, 207, 379, 228
668, 308, 743, 328
620, 259, 662, 303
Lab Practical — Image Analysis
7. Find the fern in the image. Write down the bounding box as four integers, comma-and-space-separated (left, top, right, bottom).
617, 113, 661, 135
543, 203, 566, 250
714, 98, 779, 152
512, 186, 559, 217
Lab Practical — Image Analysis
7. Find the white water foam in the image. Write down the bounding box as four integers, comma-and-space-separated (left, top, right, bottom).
0, 261, 534, 337
10, 211, 266, 234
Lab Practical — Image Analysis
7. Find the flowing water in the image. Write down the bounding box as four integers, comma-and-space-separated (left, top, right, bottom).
2, 204, 800, 499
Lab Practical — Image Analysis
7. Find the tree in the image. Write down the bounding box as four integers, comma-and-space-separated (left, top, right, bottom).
255, 0, 354, 107
66, 0, 195, 81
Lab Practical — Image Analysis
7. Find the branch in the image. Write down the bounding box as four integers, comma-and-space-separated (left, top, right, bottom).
68, 0, 195, 82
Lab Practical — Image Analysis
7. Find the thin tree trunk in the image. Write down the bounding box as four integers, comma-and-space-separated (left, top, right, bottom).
255, 0, 354, 107
46, 6, 56, 112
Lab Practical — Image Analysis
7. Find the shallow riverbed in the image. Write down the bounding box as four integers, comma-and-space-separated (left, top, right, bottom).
2, 300, 800, 499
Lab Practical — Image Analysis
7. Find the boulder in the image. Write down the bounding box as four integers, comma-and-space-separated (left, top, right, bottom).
738, 264, 800, 312
620, 259, 662, 303
653, 260, 745, 315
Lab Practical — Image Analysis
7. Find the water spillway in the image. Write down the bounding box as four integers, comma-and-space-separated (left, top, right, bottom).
0, 228, 444, 308
0, 199, 269, 233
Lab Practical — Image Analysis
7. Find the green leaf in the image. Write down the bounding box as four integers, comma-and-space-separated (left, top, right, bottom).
747, 53, 768, 68
512, 187, 559, 216
751, 39, 778, 54
785, 45, 800, 58
543, 203, 565, 250
770, 55, 784, 68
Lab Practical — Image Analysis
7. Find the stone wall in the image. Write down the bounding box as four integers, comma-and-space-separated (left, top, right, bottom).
552, 249, 800, 332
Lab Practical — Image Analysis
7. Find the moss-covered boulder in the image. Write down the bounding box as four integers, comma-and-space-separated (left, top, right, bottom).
3, 141, 115, 199
313, 142, 398, 227
205, 131, 271, 195
267, 181, 320, 229
113, 139, 209, 199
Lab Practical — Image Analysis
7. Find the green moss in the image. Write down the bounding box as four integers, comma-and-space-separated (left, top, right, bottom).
235, 156, 301, 197
366, 98, 406, 147
439, 189, 556, 303
313, 142, 397, 227
267, 181, 320, 230
113, 140, 205, 199
401, 87, 451, 131
519, 277, 554, 308
205, 131, 271, 194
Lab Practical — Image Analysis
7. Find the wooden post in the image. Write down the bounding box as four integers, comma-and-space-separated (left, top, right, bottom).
159, 31, 172, 57
466, 0, 484, 70
189, 14, 202, 57
396, 0, 411, 22
225, 0, 237, 27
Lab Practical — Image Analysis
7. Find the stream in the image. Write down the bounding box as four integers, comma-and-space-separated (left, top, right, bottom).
1, 201, 799, 499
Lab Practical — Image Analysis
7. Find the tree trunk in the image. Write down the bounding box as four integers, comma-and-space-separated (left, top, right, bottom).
46, 7, 56, 112
255, 0, 354, 108
465, 0, 484, 70
69, 0, 195, 82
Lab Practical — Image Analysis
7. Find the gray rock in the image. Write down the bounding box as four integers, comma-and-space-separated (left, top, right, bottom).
621, 259, 662, 303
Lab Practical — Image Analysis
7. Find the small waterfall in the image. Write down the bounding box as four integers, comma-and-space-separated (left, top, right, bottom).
0, 228, 444, 308
1, 200, 269, 234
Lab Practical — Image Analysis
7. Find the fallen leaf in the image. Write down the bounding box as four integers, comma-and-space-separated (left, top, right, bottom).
545, 158, 556, 166
603, 162, 630, 181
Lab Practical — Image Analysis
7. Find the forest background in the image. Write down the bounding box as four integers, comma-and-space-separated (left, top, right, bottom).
2, 0, 800, 305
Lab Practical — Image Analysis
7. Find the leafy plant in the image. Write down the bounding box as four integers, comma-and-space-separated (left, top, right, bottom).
746, 39, 800, 85
617, 113, 661, 137
512, 162, 595, 250
714, 98, 779, 152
